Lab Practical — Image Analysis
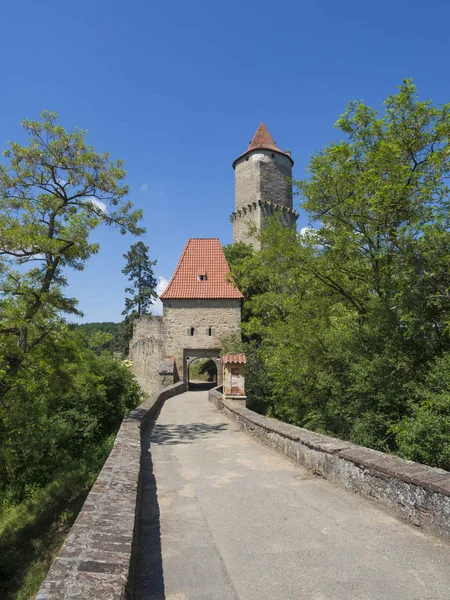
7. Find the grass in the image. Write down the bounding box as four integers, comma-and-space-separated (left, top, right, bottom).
0, 437, 113, 600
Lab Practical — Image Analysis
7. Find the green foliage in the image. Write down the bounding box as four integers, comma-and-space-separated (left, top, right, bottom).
189, 359, 217, 382
0, 437, 113, 600
0, 325, 143, 597
122, 241, 157, 317
71, 321, 123, 354
0, 113, 145, 598
0, 326, 142, 500
0, 111, 143, 401
228, 80, 450, 470
393, 353, 450, 470
223, 241, 254, 271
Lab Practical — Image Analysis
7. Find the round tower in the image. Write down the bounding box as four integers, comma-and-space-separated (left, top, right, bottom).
231, 123, 298, 249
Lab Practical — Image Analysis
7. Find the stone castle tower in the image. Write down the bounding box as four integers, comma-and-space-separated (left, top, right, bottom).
231, 122, 298, 249
130, 124, 296, 395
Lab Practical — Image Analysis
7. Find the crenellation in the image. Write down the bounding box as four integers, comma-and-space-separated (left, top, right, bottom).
232, 124, 298, 249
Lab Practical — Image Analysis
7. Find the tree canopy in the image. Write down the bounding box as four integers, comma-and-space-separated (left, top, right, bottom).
0, 112, 144, 403
0, 113, 145, 598
226, 80, 450, 470
122, 241, 157, 317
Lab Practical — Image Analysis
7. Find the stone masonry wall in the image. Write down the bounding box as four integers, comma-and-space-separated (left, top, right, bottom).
208, 387, 450, 539
232, 202, 298, 249
234, 150, 292, 211
233, 150, 295, 248
260, 153, 292, 208
129, 316, 164, 397
37, 382, 186, 600
232, 203, 262, 247
163, 299, 241, 381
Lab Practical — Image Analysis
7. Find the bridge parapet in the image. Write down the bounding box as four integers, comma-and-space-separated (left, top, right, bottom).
37, 381, 185, 600
209, 387, 450, 539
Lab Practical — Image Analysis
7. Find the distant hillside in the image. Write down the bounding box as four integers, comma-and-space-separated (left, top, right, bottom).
71, 322, 123, 354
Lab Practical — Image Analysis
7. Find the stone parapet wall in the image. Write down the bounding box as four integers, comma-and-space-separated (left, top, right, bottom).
37, 381, 186, 600
208, 387, 450, 539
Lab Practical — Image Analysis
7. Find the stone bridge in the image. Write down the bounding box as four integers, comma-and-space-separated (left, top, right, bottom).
37, 385, 450, 600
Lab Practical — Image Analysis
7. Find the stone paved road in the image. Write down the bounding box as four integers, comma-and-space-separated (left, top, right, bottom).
133, 391, 450, 600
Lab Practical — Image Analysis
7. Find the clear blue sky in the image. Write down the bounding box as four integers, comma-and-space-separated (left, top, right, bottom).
2, 0, 450, 322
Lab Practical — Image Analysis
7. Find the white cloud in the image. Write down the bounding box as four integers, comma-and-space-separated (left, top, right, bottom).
151, 276, 169, 316
141, 183, 149, 192
85, 197, 107, 213
299, 226, 316, 236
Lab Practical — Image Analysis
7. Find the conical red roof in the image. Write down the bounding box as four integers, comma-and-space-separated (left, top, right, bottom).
233, 122, 294, 168
160, 239, 243, 300
248, 122, 280, 153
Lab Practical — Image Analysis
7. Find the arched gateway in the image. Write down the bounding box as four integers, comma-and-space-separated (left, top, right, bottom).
130, 238, 243, 395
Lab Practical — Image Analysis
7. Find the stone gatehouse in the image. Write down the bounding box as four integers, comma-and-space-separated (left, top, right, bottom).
130, 238, 242, 395
130, 123, 297, 395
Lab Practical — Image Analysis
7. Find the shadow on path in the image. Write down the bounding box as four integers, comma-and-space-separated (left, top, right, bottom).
188, 381, 217, 391
131, 427, 165, 600
150, 421, 228, 446
130, 410, 228, 599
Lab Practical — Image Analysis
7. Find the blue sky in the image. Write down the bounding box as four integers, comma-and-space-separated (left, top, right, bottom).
2, 0, 450, 322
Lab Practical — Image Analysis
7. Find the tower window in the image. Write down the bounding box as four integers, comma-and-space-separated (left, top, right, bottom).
198, 274, 207, 281
208, 327, 212, 336
271, 153, 275, 158
189, 327, 195, 336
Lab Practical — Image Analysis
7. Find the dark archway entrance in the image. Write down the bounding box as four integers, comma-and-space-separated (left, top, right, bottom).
187, 357, 218, 391
183, 348, 222, 391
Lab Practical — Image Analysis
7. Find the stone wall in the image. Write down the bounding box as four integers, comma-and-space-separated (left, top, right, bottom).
260, 153, 292, 208
234, 150, 292, 211
129, 316, 164, 396
231, 201, 298, 249
231, 202, 262, 247
163, 299, 241, 381
209, 388, 450, 539
232, 150, 297, 248
37, 382, 186, 600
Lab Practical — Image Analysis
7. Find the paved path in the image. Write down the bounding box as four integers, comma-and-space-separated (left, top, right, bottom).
133, 391, 450, 600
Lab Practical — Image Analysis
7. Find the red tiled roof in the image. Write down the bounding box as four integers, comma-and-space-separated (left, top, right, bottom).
160, 239, 243, 300
233, 122, 294, 168
221, 353, 246, 364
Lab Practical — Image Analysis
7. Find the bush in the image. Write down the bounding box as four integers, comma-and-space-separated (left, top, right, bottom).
0, 327, 143, 502
394, 353, 450, 470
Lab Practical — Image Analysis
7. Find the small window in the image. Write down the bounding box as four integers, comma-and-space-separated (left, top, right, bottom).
190, 327, 195, 336
208, 327, 212, 336
271, 153, 275, 158
198, 274, 207, 281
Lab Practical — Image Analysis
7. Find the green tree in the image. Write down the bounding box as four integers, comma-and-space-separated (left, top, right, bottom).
122, 241, 157, 317
223, 241, 253, 271
227, 80, 450, 468
296, 78, 450, 442
0, 112, 143, 403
